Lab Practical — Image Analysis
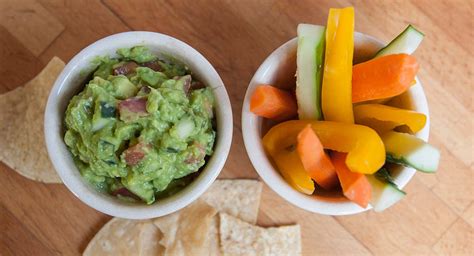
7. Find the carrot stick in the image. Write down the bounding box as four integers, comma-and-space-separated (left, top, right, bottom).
352, 54, 419, 103
331, 152, 371, 208
250, 85, 297, 120
296, 125, 338, 189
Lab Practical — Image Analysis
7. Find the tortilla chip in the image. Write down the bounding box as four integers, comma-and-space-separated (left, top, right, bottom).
83, 218, 164, 256
138, 221, 166, 255
83, 218, 141, 255
201, 179, 263, 224
219, 213, 301, 256
84, 180, 264, 256
0, 57, 64, 183
208, 216, 220, 256
153, 199, 217, 256
201, 179, 263, 255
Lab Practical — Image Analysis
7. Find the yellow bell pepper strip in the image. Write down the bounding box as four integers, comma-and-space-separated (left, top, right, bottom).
322, 7, 355, 123
262, 125, 315, 194
263, 120, 385, 175
273, 149, 315, 195
354, 104, 426, 134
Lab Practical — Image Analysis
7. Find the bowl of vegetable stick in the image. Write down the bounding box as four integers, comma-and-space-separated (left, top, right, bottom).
242, 7, 439, 215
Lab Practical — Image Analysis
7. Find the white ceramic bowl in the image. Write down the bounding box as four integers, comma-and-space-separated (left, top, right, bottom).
242, 32, 430, 215
45, 31, 232, 219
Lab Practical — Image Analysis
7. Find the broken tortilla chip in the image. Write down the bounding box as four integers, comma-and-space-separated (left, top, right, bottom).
201, 179, 263, 224
0, 57, 64, 183
83, 218, 163, 256
138, 221, 166, 256
219, 213, 301, 256
153, 199, 217, 256
83, 180, 266, 256
208, 215, 221, 256
201, 179, 263, 255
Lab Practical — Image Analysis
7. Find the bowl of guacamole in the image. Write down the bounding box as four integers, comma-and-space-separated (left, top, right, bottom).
45, 32, 232, 219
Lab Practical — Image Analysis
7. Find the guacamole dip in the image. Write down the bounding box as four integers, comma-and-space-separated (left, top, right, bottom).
64, 46, 216, 204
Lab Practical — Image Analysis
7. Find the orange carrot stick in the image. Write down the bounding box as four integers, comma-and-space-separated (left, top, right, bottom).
250, 85, 297, 120
331, 152, 371, 208
296, 125, 338, 189
352, 54, 419, 103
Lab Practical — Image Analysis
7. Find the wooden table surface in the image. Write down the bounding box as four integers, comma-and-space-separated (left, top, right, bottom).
1, 0, 472, 255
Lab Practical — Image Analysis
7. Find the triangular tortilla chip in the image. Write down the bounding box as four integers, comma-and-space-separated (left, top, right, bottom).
0, 57, 64, 183
83, 218, 164, 256
83, 218, 142, 255
201, 179, 263, 255
207, 217, 220, 256
201, 179, 263, 224
83, 180, 264, 256
219, 213, 301, 256
153, 199, 217, 256
138, 221, 166, 255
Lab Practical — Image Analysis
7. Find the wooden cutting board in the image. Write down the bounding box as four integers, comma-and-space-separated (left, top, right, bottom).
0, 0, 472, 255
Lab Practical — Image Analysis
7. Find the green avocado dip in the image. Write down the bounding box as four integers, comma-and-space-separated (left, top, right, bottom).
64, 46, 216, 204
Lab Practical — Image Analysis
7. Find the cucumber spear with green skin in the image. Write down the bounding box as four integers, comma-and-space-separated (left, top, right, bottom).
296, 24, 326, 120
382, 131, 440, 173
375, 25, 424, 57
367, 168, 406, 212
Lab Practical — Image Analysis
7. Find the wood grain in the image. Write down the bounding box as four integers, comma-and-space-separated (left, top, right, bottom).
259, 185, 372, 255
36, 0, 130, 63
0, 0, 64, 56
0, 26, 44, 93
433, 218, 474, 255
0, 0, 472, 255
462, 202, 474, 228
0, 204, 56, 256
336, 177, 458, 255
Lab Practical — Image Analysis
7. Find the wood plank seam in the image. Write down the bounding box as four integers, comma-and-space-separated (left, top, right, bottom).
0, 0, 65, 56
422, 140, 473, 215
37, 28, 65, 60
332, 217, 375, 255
100, 0, 133, 30
410, 0, 474, 55
430, 216, 467, 249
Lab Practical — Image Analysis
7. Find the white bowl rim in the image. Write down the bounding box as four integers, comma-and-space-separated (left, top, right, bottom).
44, 31, 233, 219
242, 32, 430, 215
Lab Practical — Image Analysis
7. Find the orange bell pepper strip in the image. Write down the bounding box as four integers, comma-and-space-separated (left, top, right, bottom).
354, 104, 426, 133
331, 152, 371, 208
263, 120, 385, 175
322, 7, 355, 123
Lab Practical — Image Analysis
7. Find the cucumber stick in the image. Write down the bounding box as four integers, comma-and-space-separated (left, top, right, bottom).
375, 25, 424, 57
296, 24, 325, 120
382, 131, 440, 173
367, 174, 405, 212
